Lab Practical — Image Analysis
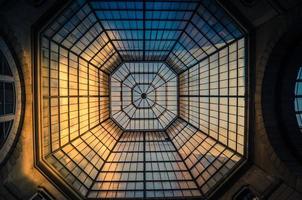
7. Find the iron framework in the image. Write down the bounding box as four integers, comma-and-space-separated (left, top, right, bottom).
35, 0, 249, 199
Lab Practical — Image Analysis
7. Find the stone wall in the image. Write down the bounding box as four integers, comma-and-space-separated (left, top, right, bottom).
219, 0, 302, 198
0, 0, 67, 199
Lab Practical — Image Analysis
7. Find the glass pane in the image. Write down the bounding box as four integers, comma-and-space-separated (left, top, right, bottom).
295, 67, 302, 132
38, 0, 247, 198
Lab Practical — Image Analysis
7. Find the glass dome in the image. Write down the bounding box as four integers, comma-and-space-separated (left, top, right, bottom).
110, 62, 177, 130
35, 0, 248, 199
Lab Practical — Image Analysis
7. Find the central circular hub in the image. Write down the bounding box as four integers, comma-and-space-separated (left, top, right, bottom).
141, 93, 147, 99
110, 62, 177, 130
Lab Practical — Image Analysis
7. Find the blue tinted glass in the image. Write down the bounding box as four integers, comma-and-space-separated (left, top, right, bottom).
295, 67, 302, 132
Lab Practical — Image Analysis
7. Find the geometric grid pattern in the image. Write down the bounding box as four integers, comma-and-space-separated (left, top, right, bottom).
295, 67, 302, 132
37, 0, 248, 199
166, 118, 242, 194
179, 38, 246, 154
111, 62, 177, 130
88, 131, 201, 199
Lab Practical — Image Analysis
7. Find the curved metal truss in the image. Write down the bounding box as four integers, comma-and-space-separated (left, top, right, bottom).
0, 50, 14, 148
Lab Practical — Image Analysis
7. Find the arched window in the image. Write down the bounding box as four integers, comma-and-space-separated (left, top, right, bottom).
0, 37, 23, 165
294, 67, 302, 132
262, 30, 302, 176
0, 51, 15, 147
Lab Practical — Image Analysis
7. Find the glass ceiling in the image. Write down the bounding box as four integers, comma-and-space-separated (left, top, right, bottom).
37, 0, 247, 199
111, 62, 177, 130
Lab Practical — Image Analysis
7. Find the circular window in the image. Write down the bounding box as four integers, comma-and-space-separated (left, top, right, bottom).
0, 37, 23, 166
294, 67, 302, 132
262, 34, 302, 175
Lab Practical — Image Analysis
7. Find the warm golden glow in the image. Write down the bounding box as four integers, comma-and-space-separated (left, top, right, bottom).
37, 0, 247, 199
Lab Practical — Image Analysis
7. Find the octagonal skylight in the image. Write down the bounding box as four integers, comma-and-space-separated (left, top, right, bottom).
111, 62, 177, 130
35, 0, 248, 199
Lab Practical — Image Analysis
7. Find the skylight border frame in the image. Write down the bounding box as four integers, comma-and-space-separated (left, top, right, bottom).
34, 0, 249, 199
